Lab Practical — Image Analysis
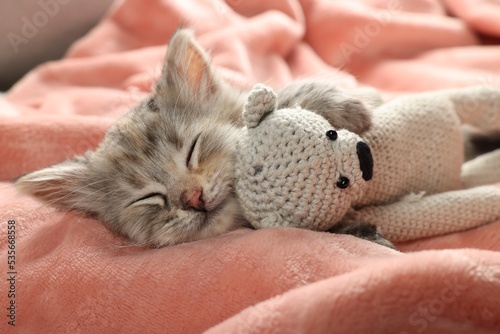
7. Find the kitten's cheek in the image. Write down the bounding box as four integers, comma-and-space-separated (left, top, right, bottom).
204, 196, 222, 212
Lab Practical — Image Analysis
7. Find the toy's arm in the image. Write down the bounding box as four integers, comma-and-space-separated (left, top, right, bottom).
462, 149, 500, 188
344, 186, 500, 242
423, 86, 500, 132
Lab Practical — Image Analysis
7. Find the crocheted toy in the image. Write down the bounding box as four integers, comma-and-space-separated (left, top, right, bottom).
235, 84, 500, 242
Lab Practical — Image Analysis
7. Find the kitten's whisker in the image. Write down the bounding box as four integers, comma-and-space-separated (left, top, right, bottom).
73, 188, 116, 225
184, 79, 221, 114
108, 237, 149, 250
66, 185, 113, 214
32, 178, 114, 212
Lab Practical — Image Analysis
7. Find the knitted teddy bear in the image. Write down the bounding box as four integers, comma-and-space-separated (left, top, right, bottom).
235, 84, 500, 242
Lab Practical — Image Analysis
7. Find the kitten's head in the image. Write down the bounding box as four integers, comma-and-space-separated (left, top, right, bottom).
16, 29, 245, 247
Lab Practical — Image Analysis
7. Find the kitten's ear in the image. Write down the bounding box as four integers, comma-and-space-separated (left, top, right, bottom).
157, 29, 220, 102
15, 156, 91, 209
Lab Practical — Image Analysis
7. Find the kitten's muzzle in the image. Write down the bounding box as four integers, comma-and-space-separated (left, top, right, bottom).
356, 141, 373, 181
183, 189, 206, 211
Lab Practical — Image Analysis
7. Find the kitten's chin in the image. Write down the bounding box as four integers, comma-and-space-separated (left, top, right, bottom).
197, 198, 243, 240
141, 198, 243, 248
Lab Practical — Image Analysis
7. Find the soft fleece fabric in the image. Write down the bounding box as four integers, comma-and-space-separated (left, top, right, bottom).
1, 0, 500, 333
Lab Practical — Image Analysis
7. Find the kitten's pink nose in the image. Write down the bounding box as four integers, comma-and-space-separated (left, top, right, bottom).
184, 189, 205, 211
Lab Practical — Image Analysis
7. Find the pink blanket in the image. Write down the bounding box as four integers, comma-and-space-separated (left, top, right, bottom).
2, 0, 500, 332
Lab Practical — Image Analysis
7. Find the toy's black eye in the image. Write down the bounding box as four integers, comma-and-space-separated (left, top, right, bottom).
326, 130, 338, 141
336, 176, 350, 189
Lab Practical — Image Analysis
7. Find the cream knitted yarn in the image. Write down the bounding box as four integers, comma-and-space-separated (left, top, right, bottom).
235, 84, 369, 230
235, 84, 500, 242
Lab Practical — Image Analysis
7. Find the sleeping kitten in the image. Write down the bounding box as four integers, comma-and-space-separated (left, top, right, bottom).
15, 29, 384, 247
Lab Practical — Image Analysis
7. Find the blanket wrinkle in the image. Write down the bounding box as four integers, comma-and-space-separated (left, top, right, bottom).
207, 249, 500, 334
2, 0, 500, 333
303, 0, 479, 69
443, 0, 500, 36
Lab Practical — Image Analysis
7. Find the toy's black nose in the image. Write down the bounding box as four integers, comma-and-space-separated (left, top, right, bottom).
356, 141, 373, 181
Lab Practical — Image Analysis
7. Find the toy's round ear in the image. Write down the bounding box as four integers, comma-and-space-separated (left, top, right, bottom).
243, 84, 278, 128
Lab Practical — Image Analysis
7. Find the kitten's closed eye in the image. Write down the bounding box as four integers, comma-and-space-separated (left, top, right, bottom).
129, 193, 168, 207
186, 134, 201, 168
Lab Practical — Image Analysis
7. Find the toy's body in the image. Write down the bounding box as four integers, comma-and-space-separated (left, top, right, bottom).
348, 87, 500, 241
359, 93, 463, 206
236, 85, 500, 242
